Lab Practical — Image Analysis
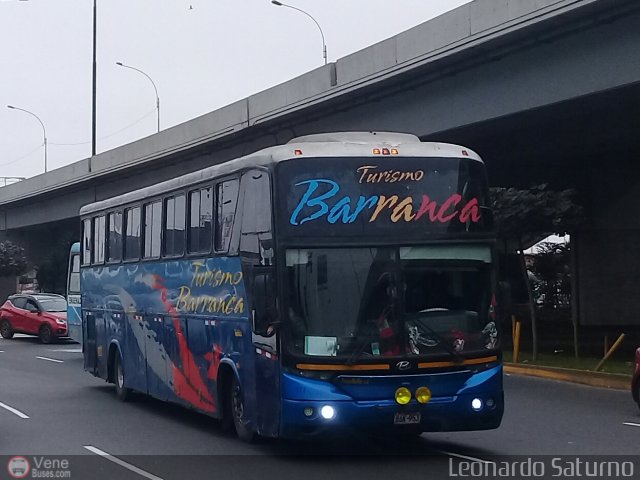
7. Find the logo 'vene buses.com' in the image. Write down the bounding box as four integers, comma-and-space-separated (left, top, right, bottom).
7, 456, 30, 479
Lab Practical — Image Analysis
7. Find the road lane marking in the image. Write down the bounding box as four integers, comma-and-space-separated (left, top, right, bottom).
0, 401, 29, 419
623, 422, 640, 428
439, 450, 495, 464
83, 446, 164, 480
36, 356, 64, 363
49, 348, 82, 353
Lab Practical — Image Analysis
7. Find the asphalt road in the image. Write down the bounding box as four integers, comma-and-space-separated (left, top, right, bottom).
1, 334, 639, 479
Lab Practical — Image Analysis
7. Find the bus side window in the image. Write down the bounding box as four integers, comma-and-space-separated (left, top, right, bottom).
164, 194, 185, 257
240, 170, 273, 266
143, 201, 162, 259
93, 215, 106, 265
215, 179, 239, 253
188, 187, 212, 254
107, 211, 123, 262
124, 206, 141, 260
82, 219, 92, 266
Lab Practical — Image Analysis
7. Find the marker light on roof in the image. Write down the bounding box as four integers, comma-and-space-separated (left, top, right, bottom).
294, 149, 303, 155
462, 150, 469, 156
391, 149, 399, 155
382, 148, 390, 155
373, 148, 381, 155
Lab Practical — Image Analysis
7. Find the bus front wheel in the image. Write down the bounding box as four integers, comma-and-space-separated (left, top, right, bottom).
230, 376, 256, 443
114, 352, 131, 402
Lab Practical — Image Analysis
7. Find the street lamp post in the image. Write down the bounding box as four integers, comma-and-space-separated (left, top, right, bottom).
7, 105, 47, 173
271, 0, 327, 65
116, 62, 160, 133
92, 0, 97, 158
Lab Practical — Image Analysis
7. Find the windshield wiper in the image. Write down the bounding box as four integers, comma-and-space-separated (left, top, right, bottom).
411, 318, 464, 362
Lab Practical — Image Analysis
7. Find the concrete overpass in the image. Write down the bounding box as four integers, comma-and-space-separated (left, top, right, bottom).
2, 0, 640, 326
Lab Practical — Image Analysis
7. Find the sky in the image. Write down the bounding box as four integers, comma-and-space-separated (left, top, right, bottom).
0, 0, 472, 181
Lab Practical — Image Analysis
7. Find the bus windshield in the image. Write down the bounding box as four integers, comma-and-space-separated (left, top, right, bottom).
68, 253, 80, 294
285, 245, 495, 359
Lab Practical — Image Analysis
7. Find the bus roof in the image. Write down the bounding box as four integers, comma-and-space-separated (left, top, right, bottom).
79, 132, 482, 216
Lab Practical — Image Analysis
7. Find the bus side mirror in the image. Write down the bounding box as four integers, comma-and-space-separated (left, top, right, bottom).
252, 309, 278, 337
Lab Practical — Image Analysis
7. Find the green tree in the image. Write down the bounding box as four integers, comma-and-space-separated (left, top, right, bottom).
530, 241, 571, 309
0, 241, 27, 277
490, 185, 584, 360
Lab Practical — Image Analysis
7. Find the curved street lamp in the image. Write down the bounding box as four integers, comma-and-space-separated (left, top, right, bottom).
7, 105, 47, 173
271, 0, 327, 65
116, 61, 160, 133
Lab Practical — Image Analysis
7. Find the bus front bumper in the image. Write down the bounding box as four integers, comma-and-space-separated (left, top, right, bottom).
279, 366, 504, 438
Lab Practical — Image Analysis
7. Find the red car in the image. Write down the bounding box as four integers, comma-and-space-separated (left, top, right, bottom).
0, 293, 68, 344
633, 347, 640, 410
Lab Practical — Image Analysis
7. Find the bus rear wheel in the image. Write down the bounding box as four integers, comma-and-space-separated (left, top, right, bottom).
230, 376, 256, 443
114, 352, 131, 402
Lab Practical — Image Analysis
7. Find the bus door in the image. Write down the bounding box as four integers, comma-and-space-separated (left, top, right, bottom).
84, 311, 98, 374
250, 270, 281, 437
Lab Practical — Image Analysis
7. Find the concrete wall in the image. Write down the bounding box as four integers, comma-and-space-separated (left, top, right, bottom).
0, 0, 624, 210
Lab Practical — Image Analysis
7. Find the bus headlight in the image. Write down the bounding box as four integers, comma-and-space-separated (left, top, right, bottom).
320, 405, 335, 420
471, 398, 483, 411
395, 387, 411, 405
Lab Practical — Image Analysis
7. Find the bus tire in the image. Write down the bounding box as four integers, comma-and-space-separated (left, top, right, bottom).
114, 352, 131, 402
39, 325, 53, 344
230, 376, 256, 443
0, 319, 14, 339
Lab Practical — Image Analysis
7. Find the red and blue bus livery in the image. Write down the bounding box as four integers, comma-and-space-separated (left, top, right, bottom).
80, 132, 503, 440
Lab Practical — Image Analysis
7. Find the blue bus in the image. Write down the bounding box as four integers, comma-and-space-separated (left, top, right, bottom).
66, 242, 82, 344
80, 132, 503, 441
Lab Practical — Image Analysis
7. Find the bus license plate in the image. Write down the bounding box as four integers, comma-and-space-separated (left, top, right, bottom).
394, 412, 421, 425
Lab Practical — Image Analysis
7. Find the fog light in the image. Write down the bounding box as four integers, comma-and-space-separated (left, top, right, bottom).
485, 397, 495, 408
395, 387, 411, 405
303, 407, 314, 417
320, 405, 335, 420
415, 386, 432, 404
471, 398, 483, 411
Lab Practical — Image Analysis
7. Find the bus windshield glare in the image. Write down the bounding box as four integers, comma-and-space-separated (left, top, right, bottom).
285, 245, 496, 359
